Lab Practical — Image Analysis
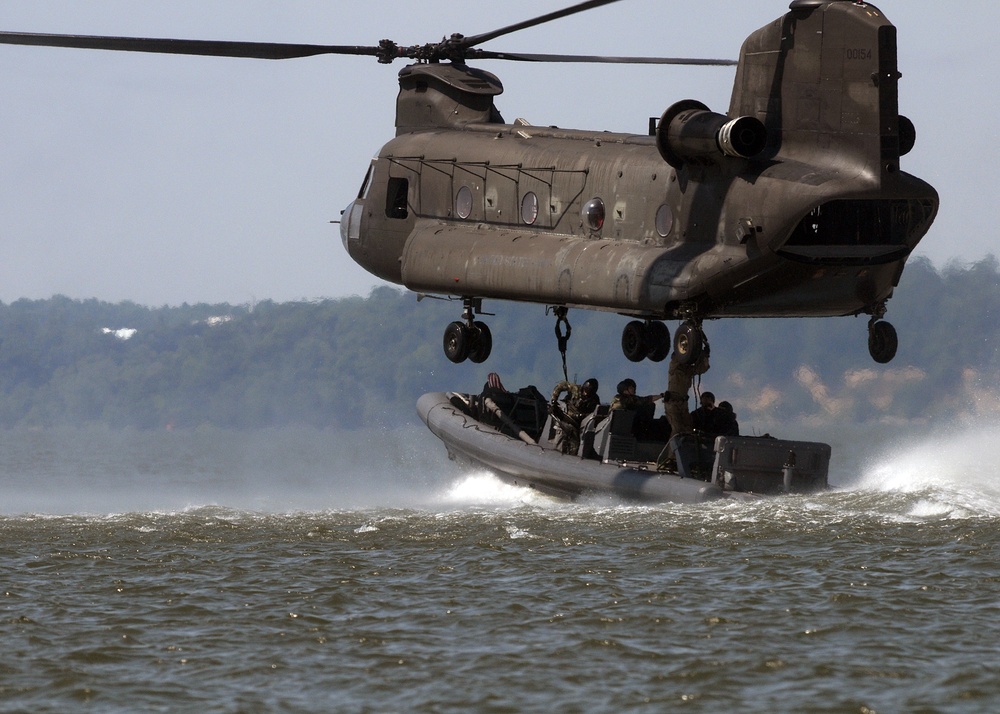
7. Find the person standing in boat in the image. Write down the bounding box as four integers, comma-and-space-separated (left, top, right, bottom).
550, 378, 600, 454
663, 349, 711, 437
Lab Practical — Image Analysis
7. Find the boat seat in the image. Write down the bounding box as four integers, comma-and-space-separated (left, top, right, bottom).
609, 409, 635, 435
578, 404, 610, 459
594, 409, 637, 462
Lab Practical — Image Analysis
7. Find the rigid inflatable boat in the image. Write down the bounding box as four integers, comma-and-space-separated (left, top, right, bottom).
417, 389, 831, 504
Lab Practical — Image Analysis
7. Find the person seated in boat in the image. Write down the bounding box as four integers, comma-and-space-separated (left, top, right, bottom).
691, 391, 719, 434
550, 378, 600, 454
481, 372, 508, 398
692, 391, 739, 437
610, 378, 667, 440
716, 400, 740, 436
609, 378, 660, 412
477, 371, 513, 426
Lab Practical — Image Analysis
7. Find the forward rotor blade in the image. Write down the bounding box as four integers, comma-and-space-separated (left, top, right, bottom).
471, 50, 737, 66
460, 0, 623, 49
0, 31, 381, 60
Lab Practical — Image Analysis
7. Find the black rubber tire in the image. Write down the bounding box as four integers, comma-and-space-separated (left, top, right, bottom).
646, 321, 671, 362
673, 322, 704, 365
443, 321, 470, 363
868, 320, 898, 364
621, 320, 647, 362
468, 321, 493, 364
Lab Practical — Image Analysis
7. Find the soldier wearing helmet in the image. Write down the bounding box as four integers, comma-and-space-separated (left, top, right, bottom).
550, 377, 600, 454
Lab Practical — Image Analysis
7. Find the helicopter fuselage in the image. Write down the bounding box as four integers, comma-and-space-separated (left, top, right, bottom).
343, 117, 934, 321
341, 0, 938, 336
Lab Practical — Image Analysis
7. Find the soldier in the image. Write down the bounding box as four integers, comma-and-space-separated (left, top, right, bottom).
691, 391, 718, 433
716, 400, 740, 436
481, 371, 508, 398
550, 378, 600, 454
610, 378, 660, 411
611, 378, 664, 441
658, 350, 711, 472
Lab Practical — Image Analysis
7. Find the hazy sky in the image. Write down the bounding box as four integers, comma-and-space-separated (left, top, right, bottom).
0, 1, 993, 306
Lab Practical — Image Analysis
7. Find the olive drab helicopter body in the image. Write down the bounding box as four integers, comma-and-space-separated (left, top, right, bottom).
0, 0, 938, 368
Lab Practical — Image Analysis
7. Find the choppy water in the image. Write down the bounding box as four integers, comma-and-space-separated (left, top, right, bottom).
2, 422, 1000, 712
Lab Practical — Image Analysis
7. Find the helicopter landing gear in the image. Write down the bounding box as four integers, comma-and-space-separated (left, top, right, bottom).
865, 301, 897, 364
673, 320, 708, 366
443, 298, 493, 364
621, 320, 671, 363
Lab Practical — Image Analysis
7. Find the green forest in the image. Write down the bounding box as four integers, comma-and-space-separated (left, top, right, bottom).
0, 255, 997, 430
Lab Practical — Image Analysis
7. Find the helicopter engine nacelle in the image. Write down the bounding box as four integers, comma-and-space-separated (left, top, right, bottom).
656, 99, 766, 169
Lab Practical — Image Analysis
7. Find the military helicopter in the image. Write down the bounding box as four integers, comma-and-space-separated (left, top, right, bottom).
0, 0, 938, 369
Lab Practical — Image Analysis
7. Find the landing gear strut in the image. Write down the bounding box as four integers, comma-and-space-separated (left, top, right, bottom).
866, 301, 897, 364
620, 320, 671, 363
443, 297, 492, 364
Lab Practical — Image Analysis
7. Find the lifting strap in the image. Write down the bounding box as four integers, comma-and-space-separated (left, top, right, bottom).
554, 307, 572, 382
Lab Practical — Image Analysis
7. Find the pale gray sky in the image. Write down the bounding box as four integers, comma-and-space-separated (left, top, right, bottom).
0, 1, 992, 305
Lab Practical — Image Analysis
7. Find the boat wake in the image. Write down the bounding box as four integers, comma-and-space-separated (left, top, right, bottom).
428, 420, 1000, 523
437, 472, 554, 509
845, 421, 1000, 519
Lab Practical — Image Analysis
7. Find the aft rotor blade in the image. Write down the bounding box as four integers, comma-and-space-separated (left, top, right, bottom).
0, 31, 382, 60
460, 0, 623, 49
471, 50, 738, 66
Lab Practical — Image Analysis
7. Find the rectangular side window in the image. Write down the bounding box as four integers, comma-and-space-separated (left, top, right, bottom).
385, 177, 409, 219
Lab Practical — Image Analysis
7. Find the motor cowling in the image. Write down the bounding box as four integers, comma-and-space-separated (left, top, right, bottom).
656, 99, 766, 169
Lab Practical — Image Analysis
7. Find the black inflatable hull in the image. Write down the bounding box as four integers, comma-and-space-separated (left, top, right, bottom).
418, 392, 730, 503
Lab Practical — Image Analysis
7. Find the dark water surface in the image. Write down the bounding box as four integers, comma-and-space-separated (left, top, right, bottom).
2, 424, 999, 712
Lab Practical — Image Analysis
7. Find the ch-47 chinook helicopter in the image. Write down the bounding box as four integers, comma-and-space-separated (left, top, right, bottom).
0, 0, 938, 370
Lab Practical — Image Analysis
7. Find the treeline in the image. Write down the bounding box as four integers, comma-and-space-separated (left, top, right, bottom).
0, 255, 997, 429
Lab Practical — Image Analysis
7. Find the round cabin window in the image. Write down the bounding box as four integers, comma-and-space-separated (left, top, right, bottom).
655, 204, 674, 237
520, 192, 539, 225
455, 186, 473, 219
582, 197, 605, 232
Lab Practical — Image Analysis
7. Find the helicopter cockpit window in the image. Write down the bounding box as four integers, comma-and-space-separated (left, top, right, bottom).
385, 177, 409, 219
520, 192, 538, 225
655, 204, 674, 238
357, 161, 375, 200
455, 186, 473, 219
582, 198, 605, 233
